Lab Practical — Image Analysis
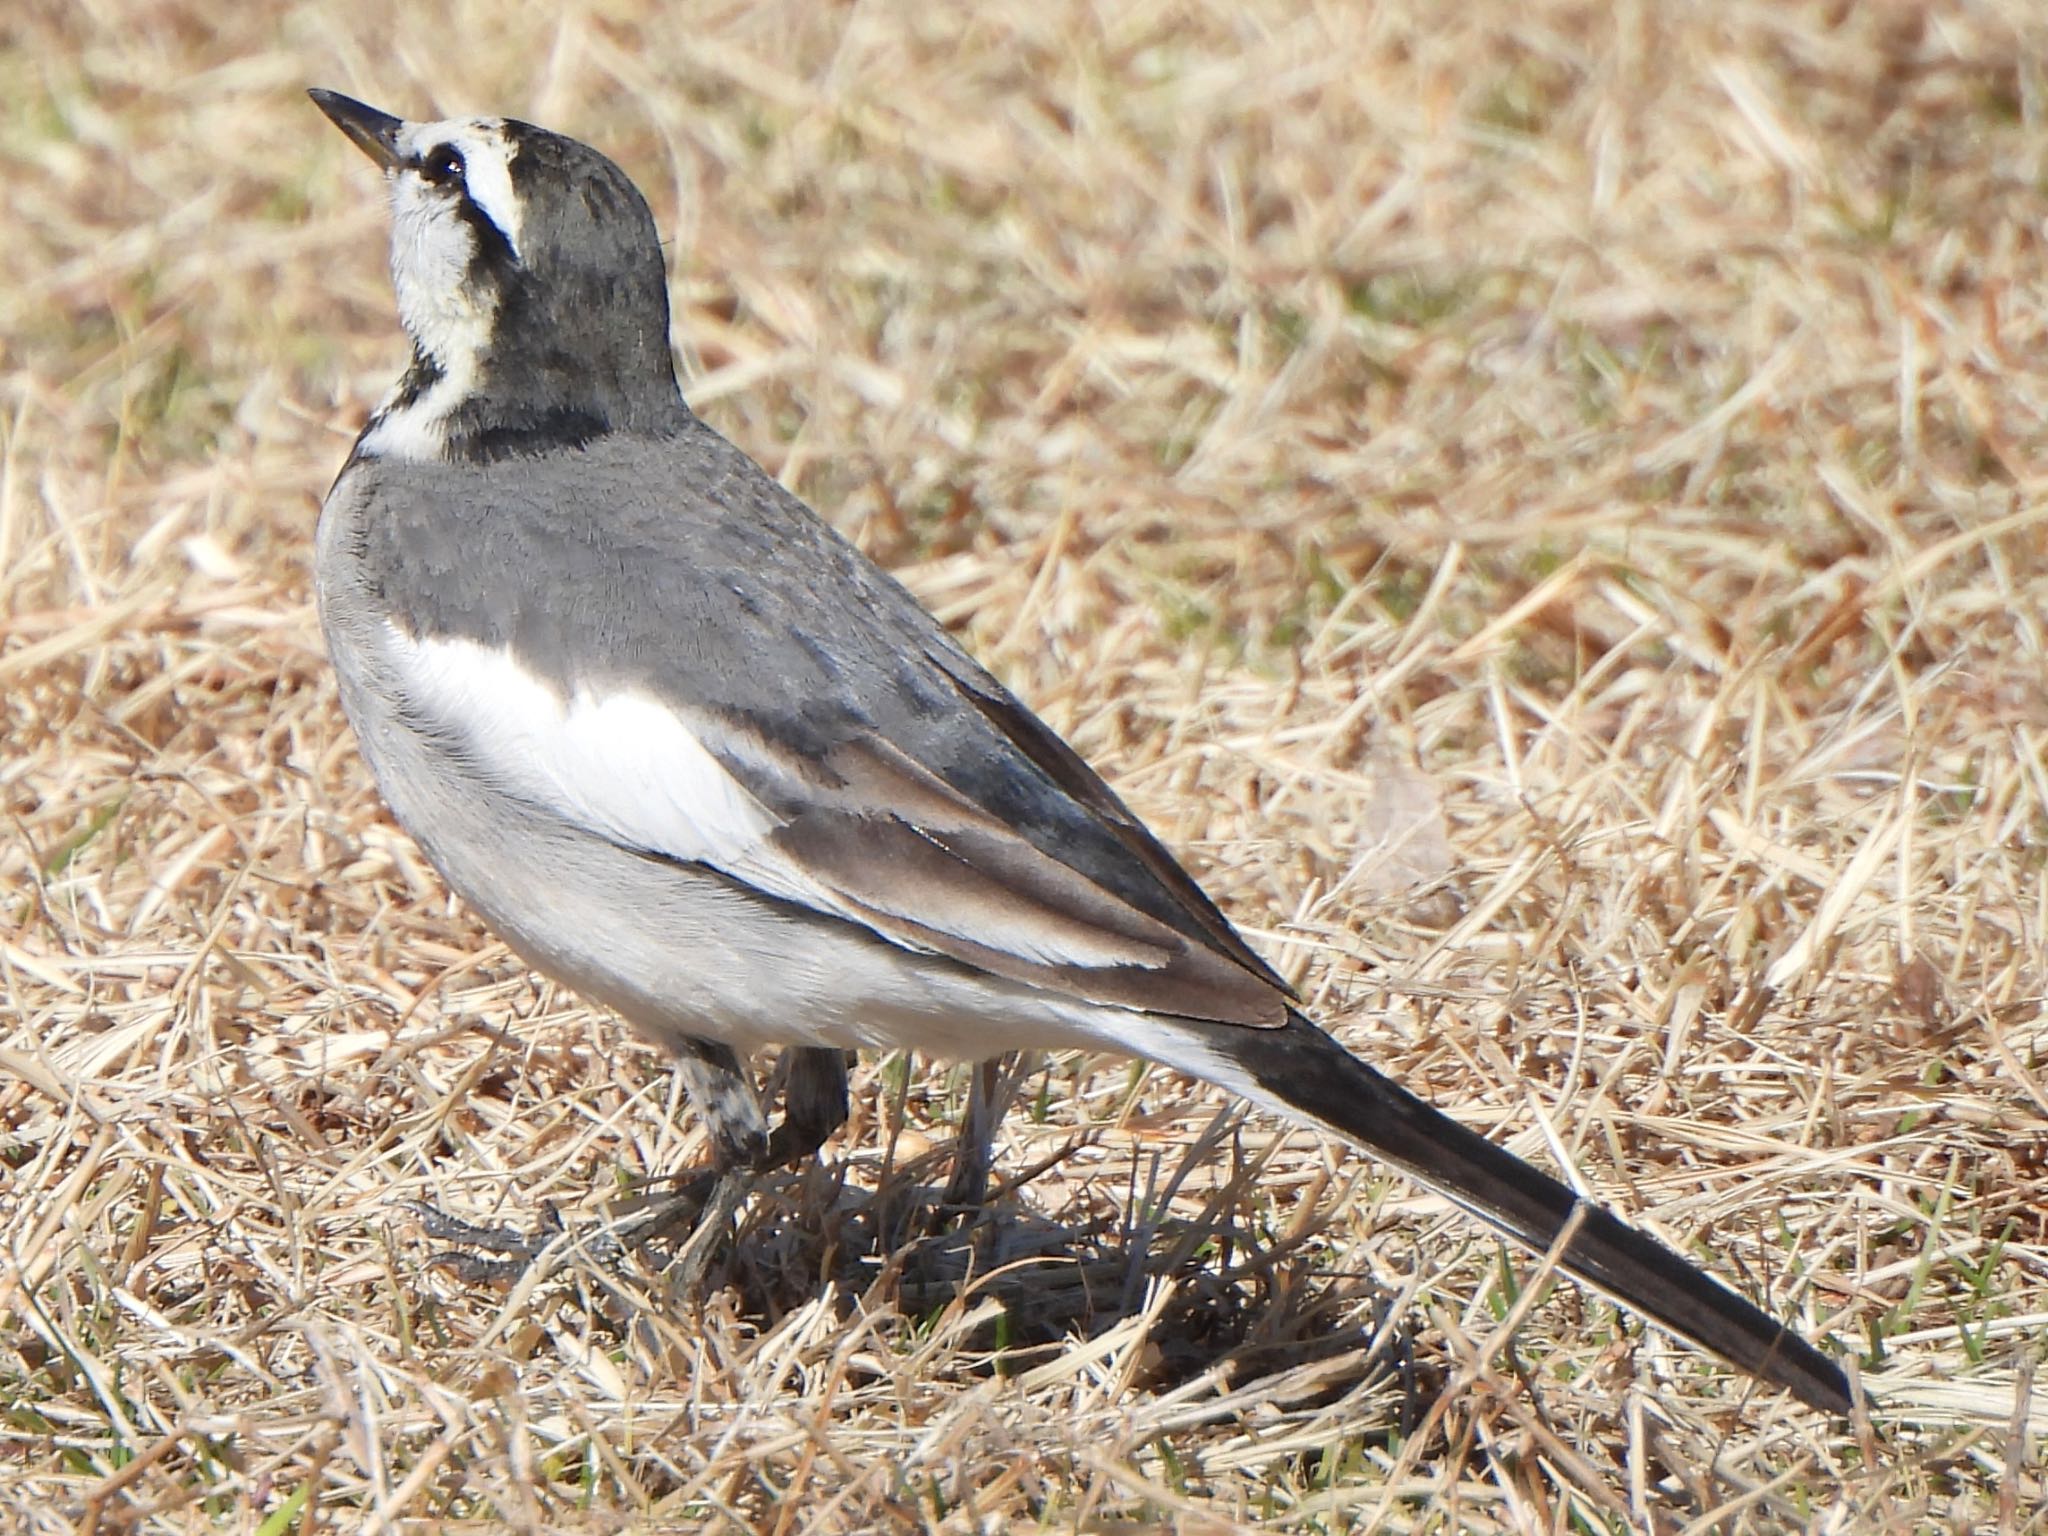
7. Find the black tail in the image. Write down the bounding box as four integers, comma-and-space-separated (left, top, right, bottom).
1154, 1012, 1853, 1415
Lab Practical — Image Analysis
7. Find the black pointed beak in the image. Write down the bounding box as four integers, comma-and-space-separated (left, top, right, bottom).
309, 89, 405, 172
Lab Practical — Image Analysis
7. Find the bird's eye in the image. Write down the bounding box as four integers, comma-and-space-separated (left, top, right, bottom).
420, 144, 466, 186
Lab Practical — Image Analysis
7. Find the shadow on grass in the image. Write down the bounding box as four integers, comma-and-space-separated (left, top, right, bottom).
408, 1140, 1418, 1421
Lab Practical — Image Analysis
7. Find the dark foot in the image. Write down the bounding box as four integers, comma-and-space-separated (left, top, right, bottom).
410, 1200, 569, 1285
409, 1169, 729, 1286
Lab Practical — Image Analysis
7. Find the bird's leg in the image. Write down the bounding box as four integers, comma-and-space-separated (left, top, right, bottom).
646, 1038, 766, 1284
939, 1053, 1026, 1214
669, 1037, 773, 1171
761, 1047, 853, 1167
411, 1036, 757, 1281
664, 1045, 852, 1287
418, 1038, 842, 1285
639, 1043, 862, 1292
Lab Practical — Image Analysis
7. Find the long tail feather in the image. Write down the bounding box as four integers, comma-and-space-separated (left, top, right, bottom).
1148, 1012, 1852, 1414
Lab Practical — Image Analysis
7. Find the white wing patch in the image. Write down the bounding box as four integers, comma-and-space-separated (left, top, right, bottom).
389, 628, 779, 866
383, 627, 1181, 977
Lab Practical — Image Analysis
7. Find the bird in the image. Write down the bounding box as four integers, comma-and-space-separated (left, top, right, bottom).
306, 86, 1854, 1416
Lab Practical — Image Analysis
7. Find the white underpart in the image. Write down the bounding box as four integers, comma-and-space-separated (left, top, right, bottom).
358, 117, 525, 461
386, 628, 1154, 972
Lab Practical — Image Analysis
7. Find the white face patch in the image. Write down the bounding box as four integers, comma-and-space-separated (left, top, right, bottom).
360, 116, 526, 460
392, 117, 525, 256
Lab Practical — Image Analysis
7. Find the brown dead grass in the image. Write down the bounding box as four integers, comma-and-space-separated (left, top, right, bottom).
5, 0, 2048, 1530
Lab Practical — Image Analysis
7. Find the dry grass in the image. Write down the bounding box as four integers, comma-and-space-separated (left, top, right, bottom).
4, 0, 2047, 1529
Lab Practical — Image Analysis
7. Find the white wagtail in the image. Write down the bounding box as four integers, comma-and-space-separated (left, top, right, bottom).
308, 88, 1853, 1415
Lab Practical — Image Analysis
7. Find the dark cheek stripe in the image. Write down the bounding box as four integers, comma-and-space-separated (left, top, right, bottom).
456, 198, 520, 288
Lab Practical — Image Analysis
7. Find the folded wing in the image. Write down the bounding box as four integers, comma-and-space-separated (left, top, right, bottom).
388, 623, 1291, 1027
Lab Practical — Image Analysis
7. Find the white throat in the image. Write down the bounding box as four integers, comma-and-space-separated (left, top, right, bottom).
358, 116, 526, 462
